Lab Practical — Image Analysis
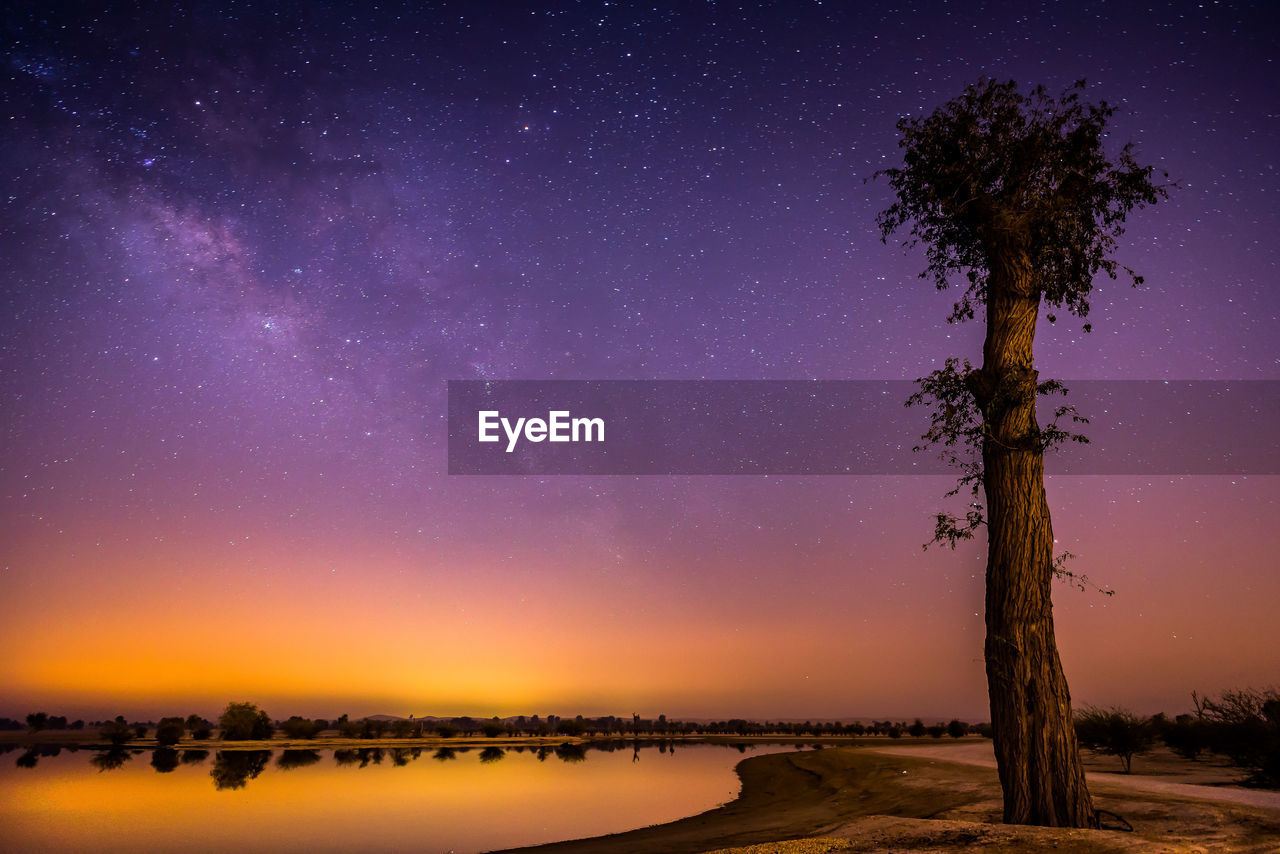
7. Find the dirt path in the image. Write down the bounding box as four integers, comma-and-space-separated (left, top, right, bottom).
870, 742, 1280, 812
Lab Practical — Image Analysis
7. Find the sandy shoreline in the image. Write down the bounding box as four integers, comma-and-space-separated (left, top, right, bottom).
495, 744, 1280, 854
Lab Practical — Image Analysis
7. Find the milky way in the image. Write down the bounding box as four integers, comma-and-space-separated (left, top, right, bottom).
2, 1, 1277, 720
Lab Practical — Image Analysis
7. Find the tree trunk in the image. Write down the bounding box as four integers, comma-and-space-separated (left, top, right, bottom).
968, 248, 1098, 828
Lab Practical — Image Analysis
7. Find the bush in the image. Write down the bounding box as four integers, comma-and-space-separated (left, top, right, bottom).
1160, 713, 1209, 760
99, 716, 133, 745
1075, 706, 1154, 773
280, 716, 323, 739
156, 717, 186, 746
947, 719, 968, 738
218, 702, 274, 741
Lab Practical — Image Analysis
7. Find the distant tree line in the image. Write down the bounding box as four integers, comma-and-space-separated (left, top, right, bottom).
1, 714, 85, 731
16, 685, 1275, 789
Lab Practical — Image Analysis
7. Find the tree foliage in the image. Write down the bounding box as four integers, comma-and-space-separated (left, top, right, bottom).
99, 715, 133, 746
155, 717, 186, 746
218, 702, 274, 741
280, 716, 324, 739
876, 78, 1168, 326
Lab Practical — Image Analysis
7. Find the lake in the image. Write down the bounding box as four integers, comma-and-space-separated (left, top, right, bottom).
0, 741, 802, 852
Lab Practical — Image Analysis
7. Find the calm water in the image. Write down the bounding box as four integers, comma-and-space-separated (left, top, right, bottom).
0, 742, 800, 853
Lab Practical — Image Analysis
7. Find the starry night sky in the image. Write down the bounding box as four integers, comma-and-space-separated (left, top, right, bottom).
2, 1, 1277, 721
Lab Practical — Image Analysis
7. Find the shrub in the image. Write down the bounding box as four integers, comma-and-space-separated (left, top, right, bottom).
156, 717, 186, 746
280, 716, 323, 739
99, 716, 133, 745
218, 702, 274, 740
1160, 713, 1208, 760
1075, 706, 1153, 773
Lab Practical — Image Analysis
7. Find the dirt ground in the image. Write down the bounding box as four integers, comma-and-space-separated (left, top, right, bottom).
498, 743, 1280, 854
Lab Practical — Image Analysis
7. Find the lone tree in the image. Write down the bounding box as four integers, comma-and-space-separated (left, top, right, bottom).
876, 79, 1166, 827
1074, 706, 1154, 774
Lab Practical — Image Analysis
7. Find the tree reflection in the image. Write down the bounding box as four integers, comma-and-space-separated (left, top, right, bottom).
432, 747, 456, 761
554, 743, 587, 763
277, 749, 321, 771
91, 748, 132, 772
479, 746, 505, 764
151, 748, 180, 773
211, 750, 270, 790
334, 749, 360, 766
181, 749, 209, 765
16, 750, 39, 768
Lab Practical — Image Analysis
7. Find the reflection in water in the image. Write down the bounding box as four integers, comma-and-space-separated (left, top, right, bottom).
277, 749, 322, 771
181, 749, 209, 765
91, 749, 134, 772
15, 745, 64, 769
3, 742, 794, 853
333, 747, 387, 767
211, 750, 270, 790
151, 748, 180, 773
555, 743, 587, 763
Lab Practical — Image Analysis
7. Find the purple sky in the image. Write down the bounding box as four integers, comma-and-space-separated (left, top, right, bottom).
2, 1, 1277, 721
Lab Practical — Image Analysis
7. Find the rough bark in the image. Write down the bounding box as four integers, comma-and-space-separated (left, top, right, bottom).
967, 246, 1098, 828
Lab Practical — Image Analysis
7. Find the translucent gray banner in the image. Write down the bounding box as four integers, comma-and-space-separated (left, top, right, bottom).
446, 380, 1279, 475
